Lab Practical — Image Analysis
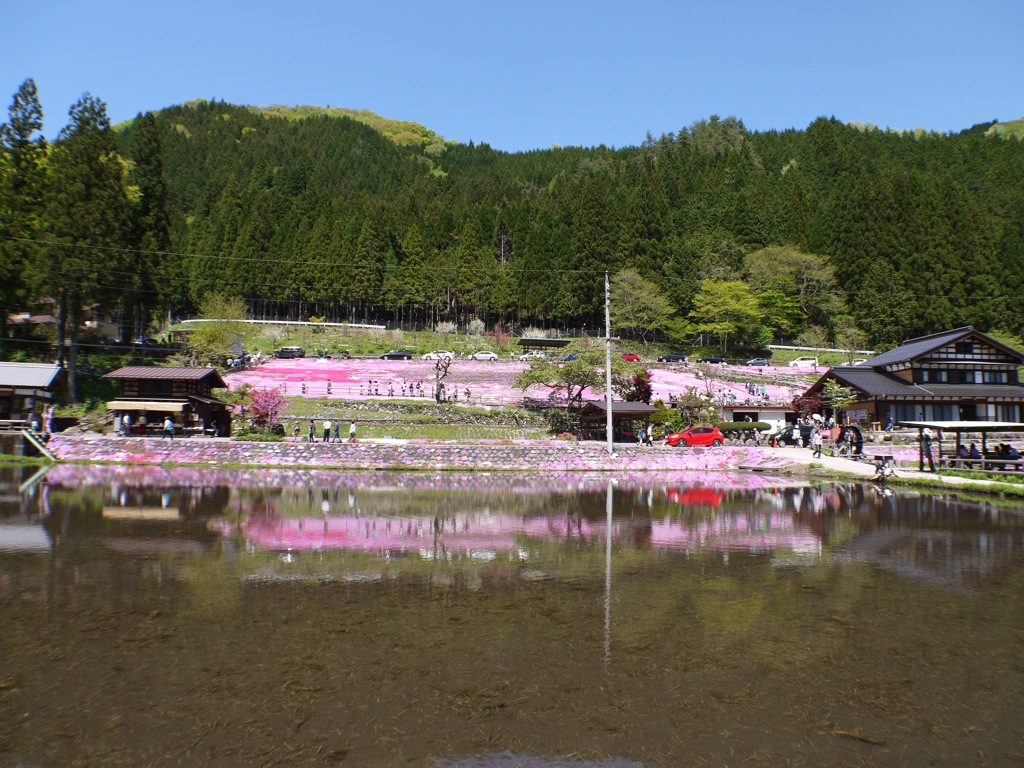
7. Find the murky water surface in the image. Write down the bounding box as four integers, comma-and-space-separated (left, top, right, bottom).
2, 465, 1023, 767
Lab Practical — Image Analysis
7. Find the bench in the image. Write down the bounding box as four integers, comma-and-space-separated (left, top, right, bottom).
942, 455, 1022, 472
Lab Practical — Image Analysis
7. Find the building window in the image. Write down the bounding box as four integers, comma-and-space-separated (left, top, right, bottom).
954, 341, 974, 355
915, 369, 948, 383
982, 370, 1008, 384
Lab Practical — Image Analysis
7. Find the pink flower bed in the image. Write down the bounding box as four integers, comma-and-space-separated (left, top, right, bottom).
224, 358, 811, 407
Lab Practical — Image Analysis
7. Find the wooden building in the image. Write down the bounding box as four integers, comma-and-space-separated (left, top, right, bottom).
0, 363, 66, 425
578, 401, 658, 442
103, 366, 231, 436
803, 327, 1024, 427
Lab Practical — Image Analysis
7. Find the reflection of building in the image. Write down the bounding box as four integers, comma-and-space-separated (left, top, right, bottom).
103, 366, 231, 435
804, 327, 1024, 425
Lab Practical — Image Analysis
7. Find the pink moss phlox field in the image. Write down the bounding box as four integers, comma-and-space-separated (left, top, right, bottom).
222, 358, 806, 406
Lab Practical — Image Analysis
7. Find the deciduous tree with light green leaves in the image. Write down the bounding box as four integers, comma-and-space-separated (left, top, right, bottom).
179, 294, 249, 368
609, 268, 678, 343
689, 280, 761, 352
514, 338, 620, 413
744, 245, 844, 329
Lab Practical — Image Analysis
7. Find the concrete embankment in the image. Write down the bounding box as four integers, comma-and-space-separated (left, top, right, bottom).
47, 434, 798, 473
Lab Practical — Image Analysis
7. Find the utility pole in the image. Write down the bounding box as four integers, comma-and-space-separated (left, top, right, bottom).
605, 272, 614, 456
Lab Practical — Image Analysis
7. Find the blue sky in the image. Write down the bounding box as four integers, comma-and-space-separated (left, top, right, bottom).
4, 0, 1021, 152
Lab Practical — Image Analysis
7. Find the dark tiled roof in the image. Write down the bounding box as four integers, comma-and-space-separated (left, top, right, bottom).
863, 327, 975, 367
826, 368, 1024, 400
863, 326, 1024, 368
582, 401, 658, 414
103, 366, 227, 387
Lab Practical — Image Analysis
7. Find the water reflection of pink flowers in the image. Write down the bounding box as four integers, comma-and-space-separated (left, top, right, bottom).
219, 508, 821, 557
650, 512, 820, 553
218, 513, 618, 554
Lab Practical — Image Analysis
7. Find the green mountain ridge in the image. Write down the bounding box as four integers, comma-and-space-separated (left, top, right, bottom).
133, 99, 1024, 152
8, 85, 1024, 359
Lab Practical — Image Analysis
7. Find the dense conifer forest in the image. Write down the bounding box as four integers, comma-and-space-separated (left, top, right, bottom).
3, 80, 1024, 353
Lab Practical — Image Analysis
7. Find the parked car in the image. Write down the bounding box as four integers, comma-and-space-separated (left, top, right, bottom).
621, 353, 641, 362
665, 426, 725, 447
380, 349, 413, 360
468, 350, 499, 361
422, 350, 455, 361
696, 356, 726, 364
744, 357, 770, 367
657, 352, 688, 363
275, 346, 305, 359
851, 359, 867, 366
519, 350, 546, 362
768, 423, 815, 447
788, 356, 819, 368
132, 337, 160, 348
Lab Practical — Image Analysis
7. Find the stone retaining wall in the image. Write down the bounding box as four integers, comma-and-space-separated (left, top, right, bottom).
47, 435, 793, 473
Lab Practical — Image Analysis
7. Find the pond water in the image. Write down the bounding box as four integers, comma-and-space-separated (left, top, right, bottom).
2, 465, 1023, 767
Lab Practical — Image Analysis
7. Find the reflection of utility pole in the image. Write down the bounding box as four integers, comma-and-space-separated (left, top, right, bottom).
604, 478, 613, 666
605, 272, 614, 456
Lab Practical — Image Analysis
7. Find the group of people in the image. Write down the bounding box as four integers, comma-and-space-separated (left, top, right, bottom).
635, 423, 655, 446
112, 412, 178, 439
360, 379, 428, 398
298, 419, 358, 443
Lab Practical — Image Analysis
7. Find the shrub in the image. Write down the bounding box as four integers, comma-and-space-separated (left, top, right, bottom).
234, 431, 285, 442
717, 421, 771, 433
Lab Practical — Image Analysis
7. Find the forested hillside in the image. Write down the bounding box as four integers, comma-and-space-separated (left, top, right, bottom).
3, 84, 1024, 354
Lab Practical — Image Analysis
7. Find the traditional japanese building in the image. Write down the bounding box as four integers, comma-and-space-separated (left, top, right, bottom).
578, 401, 658, 441
803, 327, 1024, 426
103, 366, 232, 436
0, 363, 66, 424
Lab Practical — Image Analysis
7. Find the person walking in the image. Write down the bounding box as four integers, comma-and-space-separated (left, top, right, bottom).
646, 423, 654, 446
307, 419, 315, 443
331, 421, 340, 443
812, 428, 823, 458
123, 412, 132, 437
163, 415, 174, 440
349, 421, 357, 443
921, 428, 936, 472
322, 419, 332, 442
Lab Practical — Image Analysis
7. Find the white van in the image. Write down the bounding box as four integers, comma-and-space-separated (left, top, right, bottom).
788, 356, 818, 368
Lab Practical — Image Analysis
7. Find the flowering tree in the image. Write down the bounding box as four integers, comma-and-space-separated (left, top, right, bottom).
248, 388, 287, 427
614, 370, 653, 404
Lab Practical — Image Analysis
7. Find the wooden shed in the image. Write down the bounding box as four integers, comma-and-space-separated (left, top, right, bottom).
103, 366, 231, 436
578, 401, 658, 442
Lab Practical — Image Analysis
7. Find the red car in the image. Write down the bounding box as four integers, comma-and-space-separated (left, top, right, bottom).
665, 426, 725, 447
621, 353, 641, 362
